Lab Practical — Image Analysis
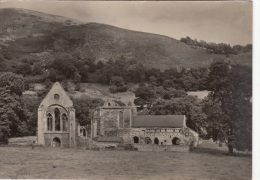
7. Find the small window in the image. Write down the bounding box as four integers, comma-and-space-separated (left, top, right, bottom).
54, 94, 60, 100
119, 111, 124, 128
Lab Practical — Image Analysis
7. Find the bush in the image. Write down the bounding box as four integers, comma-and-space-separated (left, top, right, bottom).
124, 144, 135, 151
4, 52, 12, 60
109, 85, 127, 94
189, 141, 195, 151
0, 132, 8, 145
80, 88, 85, 93
109, 76, 127, 93
75, 83, 81, 91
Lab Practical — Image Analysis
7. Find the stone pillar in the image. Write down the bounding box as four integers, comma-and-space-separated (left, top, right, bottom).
93, 119, 97, 138
69, 108, 76, 147
129, 108, 132, 128
37, 109, 45, 145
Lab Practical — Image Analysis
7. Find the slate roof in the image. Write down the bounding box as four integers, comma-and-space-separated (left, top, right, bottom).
132, 115, 186, 128
95, 137, 123, 143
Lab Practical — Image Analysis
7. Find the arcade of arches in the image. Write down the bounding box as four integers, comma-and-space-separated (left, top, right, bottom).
132, 136, 181, 146
46, 107, 69, 132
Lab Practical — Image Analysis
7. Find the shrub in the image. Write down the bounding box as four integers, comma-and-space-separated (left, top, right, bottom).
75, 83, 81, 91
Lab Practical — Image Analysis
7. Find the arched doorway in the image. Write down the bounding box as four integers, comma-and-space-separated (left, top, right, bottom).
52, 137, 61, 147
144, 137, 152, 144
172, 137, 180, 145
154, 137, 159, 145
133, 136, 139, 144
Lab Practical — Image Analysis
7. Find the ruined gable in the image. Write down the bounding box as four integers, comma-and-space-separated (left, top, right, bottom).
38, 82, 73, 110
37, 82, 76, 148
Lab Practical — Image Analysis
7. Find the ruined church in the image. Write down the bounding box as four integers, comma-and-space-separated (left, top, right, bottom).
37, 82, 198, 150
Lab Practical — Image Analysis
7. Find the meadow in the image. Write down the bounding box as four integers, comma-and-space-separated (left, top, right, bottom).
0, 144, 251, 179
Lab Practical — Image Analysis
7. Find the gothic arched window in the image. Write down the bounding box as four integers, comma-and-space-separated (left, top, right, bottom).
47, 113, 53, 131
119, 111, 124, 128
54, 108, 61, 131
62, 113, 68, 132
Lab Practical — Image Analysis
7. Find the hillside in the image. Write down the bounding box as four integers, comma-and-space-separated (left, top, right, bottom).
23, 82, 137, 106
0, 8, 252, 70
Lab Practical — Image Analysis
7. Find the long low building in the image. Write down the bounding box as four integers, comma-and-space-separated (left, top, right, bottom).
92, 101, 199, 150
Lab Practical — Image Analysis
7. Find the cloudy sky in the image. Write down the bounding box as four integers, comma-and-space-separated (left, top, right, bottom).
0, 1, 252, 46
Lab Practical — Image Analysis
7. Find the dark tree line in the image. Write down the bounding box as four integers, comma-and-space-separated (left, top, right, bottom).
0, 58, 252, 155
180, 36, 252, 55
135, 60, 252, 155
3, 52, 210, 93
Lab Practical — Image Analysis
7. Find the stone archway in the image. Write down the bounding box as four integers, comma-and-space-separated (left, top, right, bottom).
52, 137, 61, 147
172, 137, 180, 145
144, 137, 152, 144
133, 136, 139, 144
154, 137, 159, 145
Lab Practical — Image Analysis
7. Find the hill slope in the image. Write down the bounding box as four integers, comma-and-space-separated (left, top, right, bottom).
0, 8, 252, 70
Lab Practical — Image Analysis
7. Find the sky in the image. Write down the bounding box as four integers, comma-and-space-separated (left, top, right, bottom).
0, 1, 252, 46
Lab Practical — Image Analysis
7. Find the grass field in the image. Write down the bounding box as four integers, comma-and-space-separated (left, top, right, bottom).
0, 145, 251, 179
187, 91, 210, 100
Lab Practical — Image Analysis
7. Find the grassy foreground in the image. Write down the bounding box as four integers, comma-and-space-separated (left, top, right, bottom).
0, 146, 251, 179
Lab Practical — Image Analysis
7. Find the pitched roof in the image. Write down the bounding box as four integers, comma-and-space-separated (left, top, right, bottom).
96, 136, 123, 143
132, 115, 186, 128
38, 82, 73, 110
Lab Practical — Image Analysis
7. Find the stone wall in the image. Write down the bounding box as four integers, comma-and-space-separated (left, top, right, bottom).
76, 136, 92, 148
92, 108, 132, 138
120, 128, 186, 146
44, 133, 69, 147
93, 142, 119, 148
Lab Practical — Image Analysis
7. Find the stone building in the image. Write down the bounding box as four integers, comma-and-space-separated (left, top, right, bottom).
91, 101, 199, 150
37, 82, 77, 147
38, 82, 198, 151
91, 101, 136, 139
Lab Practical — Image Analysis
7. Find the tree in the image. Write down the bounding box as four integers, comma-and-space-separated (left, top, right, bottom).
15, 62, 32, 76
0, 73, 29, 139
96, 61, 104, 69
163, 88, 187, 99
0, 72, 24, 96
207, 59, 230, 92
22, 95, 41, 136
134, 85, 156, 107
73, 71, 81, 84
32, 62, 43, 75
203, 61, 252, 155
109, 76, 127, 93
149, 96, 207, 136
72, 96, 104, 126
47, 68, 57, 82
0, 55, 6, 72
